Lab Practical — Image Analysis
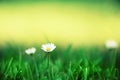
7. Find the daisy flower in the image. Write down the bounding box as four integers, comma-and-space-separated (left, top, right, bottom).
105, 40, 118, 49
41, 43, 56, 52
25, 47, 36, 55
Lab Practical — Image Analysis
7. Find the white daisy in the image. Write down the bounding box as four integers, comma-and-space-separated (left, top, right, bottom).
41, 43, 56, 52
25, 47, 36, 55
105, 40, 118, 49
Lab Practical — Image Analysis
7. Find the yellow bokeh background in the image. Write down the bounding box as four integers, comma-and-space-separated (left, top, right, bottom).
0, 2, 120, 46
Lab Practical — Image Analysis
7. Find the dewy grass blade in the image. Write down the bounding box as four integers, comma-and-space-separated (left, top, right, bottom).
84, 67, 89, 80
110, 49, 117, 79
28, 65, 34, 80
32, 57, 39, 80
113, 50, 117, 69
27, 63, 34, 80
19, 49, 22, 69
51, 66, 54, 80
4, 57, 13, 74
68, 61, 74, 80
25, 63, 30, 79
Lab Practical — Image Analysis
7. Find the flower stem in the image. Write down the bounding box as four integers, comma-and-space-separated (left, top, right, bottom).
110, 50, 117, 79
48, 54, 50, 68
47, 54, 51, 80
113, 50, 117, 68
19, 51, 22, 69
32, 57, 39, 80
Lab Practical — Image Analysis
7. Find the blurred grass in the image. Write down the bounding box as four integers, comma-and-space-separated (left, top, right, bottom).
0, 43, 120, 80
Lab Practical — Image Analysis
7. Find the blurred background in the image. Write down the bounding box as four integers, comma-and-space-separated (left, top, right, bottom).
0, 0, 120, 46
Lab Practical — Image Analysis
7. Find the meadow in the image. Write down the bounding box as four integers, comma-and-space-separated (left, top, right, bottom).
0, 1, 120, 80
0, 43, 120, 80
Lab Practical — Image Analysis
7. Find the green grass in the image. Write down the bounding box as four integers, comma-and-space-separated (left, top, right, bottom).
0, 43, 120, 80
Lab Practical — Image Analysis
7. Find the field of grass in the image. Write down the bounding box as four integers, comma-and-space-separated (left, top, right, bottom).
0, 43, 120, 80
0, 1, 120, 80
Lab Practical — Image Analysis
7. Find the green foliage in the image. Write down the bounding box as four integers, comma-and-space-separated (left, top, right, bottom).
0, 44, 120, 80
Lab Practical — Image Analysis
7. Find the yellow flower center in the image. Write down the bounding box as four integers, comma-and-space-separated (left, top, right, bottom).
46, 47, 51, 51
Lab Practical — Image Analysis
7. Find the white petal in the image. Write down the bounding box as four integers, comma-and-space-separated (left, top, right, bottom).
41, 43, 56, 52
25, 47, 36, 55
105, 40, 118, 49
